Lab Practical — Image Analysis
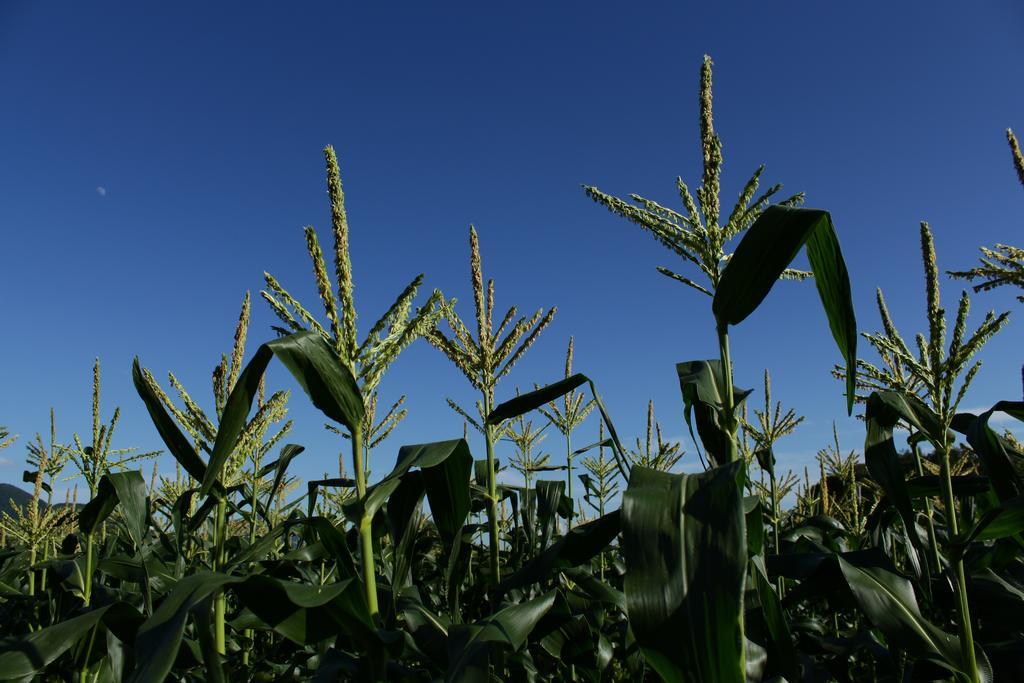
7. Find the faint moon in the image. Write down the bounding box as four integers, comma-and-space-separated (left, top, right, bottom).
96, 186, 107, 197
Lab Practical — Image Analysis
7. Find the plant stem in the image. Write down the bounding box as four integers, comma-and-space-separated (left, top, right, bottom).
483, 394, 502, 590
938, 444, 979, 683
352, 424, 380, 619
911, 441, 942, 573
716, 320, 739, 464
243, 479, 259, 668
213, 496, 227, 655
28, 545, 36, 598
566, 433, 573, 531
716, 316, 746, 673
768, 466, 783, 597
83, 533, 94, 605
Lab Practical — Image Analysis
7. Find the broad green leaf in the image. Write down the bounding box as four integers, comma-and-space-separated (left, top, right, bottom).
486, 374, 588, 424
864, 392, 926, 571
676, 360, 751, 467
357, 439, 472, 551
202, 345, 274, 497
750, 555, 799, 682
535, 480, 567, 552
399, 586, 450, 669
837, 557, 985, 681
963, 401, 1024, 502
906, 475, 990, 499
200, 332, 364, 497
0, 601, 140, 680
445, 590, 557, 683
79, 470, 147, 544
233, 575, 375, 646
499, 510, 621, 594
744, 496, 765, 557
622, 461, 746, 683
0, 606, 109, 678
957, 495, 1024, 546
487, 375, 630, 479
130, 571, 374, 682
132, 358, 212, 488
712, 206, 857, 413
266, 330, 365, 432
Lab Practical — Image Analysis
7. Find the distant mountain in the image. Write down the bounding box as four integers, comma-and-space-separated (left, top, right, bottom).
0, 483, 33, 518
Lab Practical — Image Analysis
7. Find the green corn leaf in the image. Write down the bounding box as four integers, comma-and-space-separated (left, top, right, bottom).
486, 374, 588, 424
256, 443, 305, 524
536, 480, 568, 552
963, 401, 1024, 502
21, 471, 50, 494
267, 330, 365, 433
357, 439, 472, 549
0, 602, 137, 680
132, 358, 213, 488
79, 470, 147, 544
621, 461, 746, 683
499, 509, 620, 593
750, 555, 800, 682
957, 495, 1024, 546
906, 475, 990, 499
864, 391, 926, 573
445, 590, 557, 683
837, 557, 988, 682
129, 571, 375, 682
202, 345, 274, 498
713, 206, 857, 413
677, 360, 752, 467
744, 496, 765, 557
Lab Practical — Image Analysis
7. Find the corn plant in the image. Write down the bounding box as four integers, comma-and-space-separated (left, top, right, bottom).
587, 54, 857, 681
815, 423, 868, 535
11, 56, 1024, 683
0, 427, 15, 451
585, 55, 813, 465
139, 290, 293, 658
623, 400, 684, 472
427, 225, 555, 588
64, 359, 158, 614
579, 421, 619, 578
743, 370, 804, 566
262, 145, 443, 465
855, 223, 1009, 682
263, 146, 444, 618
949, 129, 1024, 303
538, 337, 595, 527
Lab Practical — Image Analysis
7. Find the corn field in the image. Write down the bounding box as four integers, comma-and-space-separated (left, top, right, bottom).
2, 56, 1024, 683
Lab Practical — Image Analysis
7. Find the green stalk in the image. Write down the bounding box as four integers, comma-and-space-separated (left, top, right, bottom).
911, 441, 942, 573
243, 481, 259, 668
482, 394, 502, 589
768, 466, 783, 597
83, 533, 94, 605
937, 443, 979, 683
213, 496, 227, 655
716, 319, 739, 464
352, 424, 380, 619
598, 484, 606, 581
78, 623, 99, 683
28, 545, 36, 598
565, 434, 574, 531
715, 316, 746, 672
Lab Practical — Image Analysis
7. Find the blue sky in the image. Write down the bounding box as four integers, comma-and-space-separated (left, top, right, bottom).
1, 2, 1022, 501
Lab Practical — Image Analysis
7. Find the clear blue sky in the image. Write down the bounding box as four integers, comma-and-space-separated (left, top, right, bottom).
2, 2, 1022, 499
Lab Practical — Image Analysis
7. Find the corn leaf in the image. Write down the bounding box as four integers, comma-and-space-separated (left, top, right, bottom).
713, 206, 857, 413
621, 460, 746, 683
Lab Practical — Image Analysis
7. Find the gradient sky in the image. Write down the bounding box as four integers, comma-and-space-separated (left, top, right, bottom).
1, 2, 1022, 501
